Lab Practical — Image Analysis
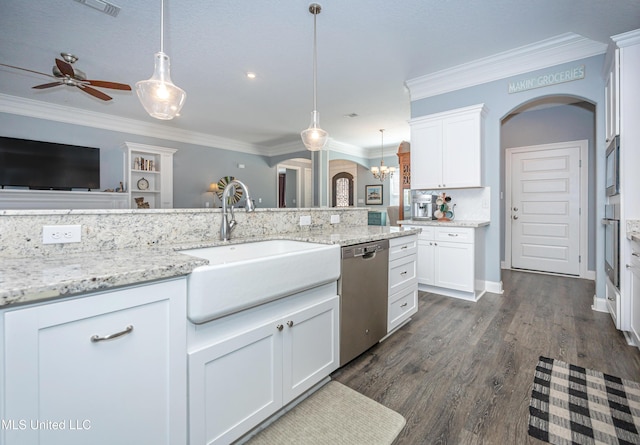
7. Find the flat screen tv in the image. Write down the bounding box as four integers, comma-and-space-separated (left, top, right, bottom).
0, 136, 100, 190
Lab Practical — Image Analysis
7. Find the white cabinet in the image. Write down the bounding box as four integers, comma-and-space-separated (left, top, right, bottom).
122, 142, 177, 209
2, 278, 187, 445
404, 225, 485, 301
409, 104, 486, 189
604, 48, 620, 144
629, 240, 640, 347
187, 285, 339, 445
388, 235, 418, 333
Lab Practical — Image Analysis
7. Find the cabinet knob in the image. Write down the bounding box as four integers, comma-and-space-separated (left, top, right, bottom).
287, 320, 294, 327
276, 324, 284, 331
513, 207, 518, 211
513, 215, 519, 220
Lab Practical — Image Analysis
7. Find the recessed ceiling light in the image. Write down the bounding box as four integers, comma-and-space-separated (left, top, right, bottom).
343, 113, 359, 118
246, 72, 256, 79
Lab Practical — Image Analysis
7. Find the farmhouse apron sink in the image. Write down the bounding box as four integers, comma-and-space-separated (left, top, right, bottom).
180, 240, 340, 323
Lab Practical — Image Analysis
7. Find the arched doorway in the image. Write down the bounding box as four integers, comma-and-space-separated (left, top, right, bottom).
332, 172, 354, 207
500, 96, 596, 279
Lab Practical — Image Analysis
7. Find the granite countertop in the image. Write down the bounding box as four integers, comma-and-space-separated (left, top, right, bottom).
397, 219, 490, 228
0, 226, 420, 308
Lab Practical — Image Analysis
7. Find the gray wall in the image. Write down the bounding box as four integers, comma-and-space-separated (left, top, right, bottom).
411, 54, 607, 296
0, 113, 279, 208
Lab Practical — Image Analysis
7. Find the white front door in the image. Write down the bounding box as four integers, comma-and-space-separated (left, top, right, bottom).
509, 142, 582, 275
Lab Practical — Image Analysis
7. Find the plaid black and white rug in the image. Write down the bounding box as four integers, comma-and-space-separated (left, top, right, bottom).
528, 356, 640, 445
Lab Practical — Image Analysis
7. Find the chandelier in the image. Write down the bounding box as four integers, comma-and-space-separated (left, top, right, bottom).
371, 129, 395, 182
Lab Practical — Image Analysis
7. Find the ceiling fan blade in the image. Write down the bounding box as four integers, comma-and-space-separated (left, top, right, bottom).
78, 84, 112, 101
32, 81, 64, 89
55, 58, 75, 77
85, 80, 132, 91
0, 63, 56, 79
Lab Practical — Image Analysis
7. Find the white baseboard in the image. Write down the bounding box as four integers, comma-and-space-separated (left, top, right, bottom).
591, 294, 608, 313
485, 280, 504, 294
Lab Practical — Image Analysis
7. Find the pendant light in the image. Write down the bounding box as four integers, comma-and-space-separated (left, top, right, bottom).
371, 129, 396, 182
300, 3, 328, 151
136, 0, 186, 120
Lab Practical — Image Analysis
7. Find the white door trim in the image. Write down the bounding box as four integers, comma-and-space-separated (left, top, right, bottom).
505, 140, 589, 278
276, 163, 302, 208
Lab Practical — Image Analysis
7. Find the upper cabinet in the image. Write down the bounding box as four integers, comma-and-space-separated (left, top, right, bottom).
122, 142, 177, 209
604, 48, 620, 144
409, 104, 487, 190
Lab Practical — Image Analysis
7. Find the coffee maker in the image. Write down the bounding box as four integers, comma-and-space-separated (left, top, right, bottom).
411, 190, 438, 220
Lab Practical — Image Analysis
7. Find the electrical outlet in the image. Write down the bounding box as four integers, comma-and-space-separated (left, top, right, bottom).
43, 225, 82, 244
299, 215, 312, 226
330, 214, 340, 224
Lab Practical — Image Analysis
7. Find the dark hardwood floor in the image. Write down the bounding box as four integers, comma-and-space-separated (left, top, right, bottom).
331, 270, 640, 445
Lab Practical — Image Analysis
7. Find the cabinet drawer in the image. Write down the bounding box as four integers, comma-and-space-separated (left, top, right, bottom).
389, 256, 417, 295
388, 287, 418, 332
389, 235, 417, 261
417, 226, 435, 240
435, 226, 473, 243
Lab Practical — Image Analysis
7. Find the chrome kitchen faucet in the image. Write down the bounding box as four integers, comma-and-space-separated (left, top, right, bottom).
220, 179, 255, 241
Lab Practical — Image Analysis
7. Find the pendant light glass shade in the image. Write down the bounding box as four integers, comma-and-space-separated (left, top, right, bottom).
301, 110, 328, 151
136, 52, 186, 120
136, 0, 186, 120
301, 3, 328, 151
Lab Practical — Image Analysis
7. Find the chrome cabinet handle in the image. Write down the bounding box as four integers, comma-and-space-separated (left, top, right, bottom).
276, 324, 284, 331
633, 252, 640, 257
447, 233, 458, 237
287, 320, 294, 327
401, 245, 408, 250
608, 297, 615, 301
401, 271, 408, 276
400, 302, 408, 308
91, 325, 133, 343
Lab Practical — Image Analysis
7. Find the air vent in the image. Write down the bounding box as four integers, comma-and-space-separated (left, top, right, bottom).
74, 0, 120, 17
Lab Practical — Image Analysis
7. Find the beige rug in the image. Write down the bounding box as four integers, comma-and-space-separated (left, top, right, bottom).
244, 381, 406, 445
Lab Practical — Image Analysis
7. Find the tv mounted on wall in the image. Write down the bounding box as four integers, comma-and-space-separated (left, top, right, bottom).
0, 136, 100, 191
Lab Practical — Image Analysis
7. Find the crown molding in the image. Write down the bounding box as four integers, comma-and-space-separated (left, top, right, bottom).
612, 29, 640, 48
0, 93, 266, 155
406, 33, 608, 101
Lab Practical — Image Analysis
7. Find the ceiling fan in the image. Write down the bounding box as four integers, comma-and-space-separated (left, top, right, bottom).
0, 53, 132, 101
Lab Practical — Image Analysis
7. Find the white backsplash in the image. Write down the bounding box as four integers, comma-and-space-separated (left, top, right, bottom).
426, 187, 491, 221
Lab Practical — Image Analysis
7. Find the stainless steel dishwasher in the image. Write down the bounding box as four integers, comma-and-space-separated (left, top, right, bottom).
339, 239, 389, 366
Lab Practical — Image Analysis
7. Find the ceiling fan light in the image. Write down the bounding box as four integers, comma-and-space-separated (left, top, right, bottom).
136, 52, 186, 120
301, 110, 328, 151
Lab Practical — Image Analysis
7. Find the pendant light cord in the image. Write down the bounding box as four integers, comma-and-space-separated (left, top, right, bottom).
312, 9, 318, 113
160, 0, 165, 53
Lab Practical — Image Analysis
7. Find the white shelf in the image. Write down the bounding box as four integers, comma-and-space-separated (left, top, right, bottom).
122, 142, 176, 209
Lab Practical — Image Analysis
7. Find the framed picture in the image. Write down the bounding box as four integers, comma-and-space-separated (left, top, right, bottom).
365, 184, 383, 205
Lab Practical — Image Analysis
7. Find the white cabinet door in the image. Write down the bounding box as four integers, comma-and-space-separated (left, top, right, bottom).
410, 119, 443, 189
416, 238, 435, 285
630, 244, 640, 345
442, 113, 482, 188
188, 320, 283, 445
282, 295, 339, 403
435, 241, 474, 292
3, 279, 187, 445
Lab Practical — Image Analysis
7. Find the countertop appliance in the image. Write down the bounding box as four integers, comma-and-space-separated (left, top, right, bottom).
339, 239, 389, 366
605, 135, 620, 197
602, 203, 620, 288
411, 190, 437, 220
